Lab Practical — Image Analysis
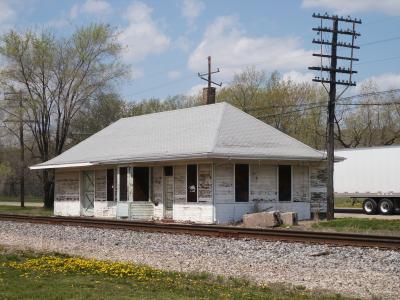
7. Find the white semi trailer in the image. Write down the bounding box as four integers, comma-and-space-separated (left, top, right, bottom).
335, 146, 400, 215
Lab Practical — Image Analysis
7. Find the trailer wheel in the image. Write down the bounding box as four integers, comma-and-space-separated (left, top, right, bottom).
363, 198, 378, 215
378, 199, 394, 215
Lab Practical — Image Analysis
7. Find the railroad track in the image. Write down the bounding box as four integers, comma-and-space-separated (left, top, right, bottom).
0, 213, 399, 250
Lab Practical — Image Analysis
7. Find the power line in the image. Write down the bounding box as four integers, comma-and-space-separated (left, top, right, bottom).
126, 75, 195, 98
123, 52, 400, 100
252, 99, 400, 120
338, 101, 400, 106
1, 91, 26, 208
360, 35, 400, 46
246, 101, 327, 112
241, 89, 400, 112
255, 104, 326, 119
362, 16, 400, 27
355, 55, 400, 65
340, 88, 400, 100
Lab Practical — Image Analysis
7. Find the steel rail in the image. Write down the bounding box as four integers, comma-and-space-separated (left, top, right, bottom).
0, 214, 399, 249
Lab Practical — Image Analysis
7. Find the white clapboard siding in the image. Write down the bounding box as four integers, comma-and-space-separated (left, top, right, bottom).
54, 200, 80, 216
55, 170, 80, 202
95, 169, 107, 202
214, 164, 234, 204
292, 165, 310, 202
174, 165, 186, 204
94, 201, 117, 218
310, 164, 327, 213
173, 204, 213, 223
54, 170, 80, 216
250, 164, 277, 202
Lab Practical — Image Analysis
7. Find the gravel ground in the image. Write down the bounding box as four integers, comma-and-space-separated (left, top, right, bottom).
0, 221, 399, 299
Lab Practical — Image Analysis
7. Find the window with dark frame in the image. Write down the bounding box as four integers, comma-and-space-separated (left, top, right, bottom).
235, 164, 249, 202
164, 166, 173, 176
133, 167, 149, 201
119, 167, 127, 201
279, 165, 292, 202
187, 164, 197, 202
106, 169, 114, 201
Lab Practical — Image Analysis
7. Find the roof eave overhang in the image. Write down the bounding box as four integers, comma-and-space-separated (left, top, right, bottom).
30, 152, 330, 170
30, 162, 96, 170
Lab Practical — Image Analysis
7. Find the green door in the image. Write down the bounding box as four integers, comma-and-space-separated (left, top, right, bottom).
81, 171, 95, 216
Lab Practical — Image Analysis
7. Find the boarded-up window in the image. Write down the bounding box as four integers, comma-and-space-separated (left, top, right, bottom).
119, 167, 127, 201
107, 169, 115, 201
279, 165, 292, 202
187, 164, 197, 202
133, 167, 149, 201
235, 164, 249, 202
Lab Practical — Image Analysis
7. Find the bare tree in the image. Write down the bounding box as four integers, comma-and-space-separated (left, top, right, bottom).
334, 82, 400, 148
0, 24, 128, 207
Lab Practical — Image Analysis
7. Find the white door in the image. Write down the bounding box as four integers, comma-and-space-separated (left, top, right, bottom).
81, 171, 95, 217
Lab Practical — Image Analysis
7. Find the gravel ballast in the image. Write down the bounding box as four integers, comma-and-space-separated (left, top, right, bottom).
0, 220, 399, 299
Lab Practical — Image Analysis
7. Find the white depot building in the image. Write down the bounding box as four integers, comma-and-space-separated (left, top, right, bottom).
31, 102, 329, 223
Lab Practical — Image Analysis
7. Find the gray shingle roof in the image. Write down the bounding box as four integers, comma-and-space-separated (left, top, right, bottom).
31, 102, 325, 169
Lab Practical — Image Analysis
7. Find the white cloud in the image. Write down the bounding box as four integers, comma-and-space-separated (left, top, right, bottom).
186, 84, 204, 96
167, 70, 181, 80
70, 0, 111, 19
282, 71, 315, 84
0, 1, 15, 23
46, 18, 70, 29
70, 5, 79, 19
131, 69, 144, 79
0, 1, 17, 34
175, 35, 191, 52
358, 73, 400, 92
181, 0, 205, 25
302, 0, 400, 15
82, 0, 110, 14
118, 1, 170, 63
188, 16, 314, 81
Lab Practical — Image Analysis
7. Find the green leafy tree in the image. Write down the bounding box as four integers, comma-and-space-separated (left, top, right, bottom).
218, 69, 327, 149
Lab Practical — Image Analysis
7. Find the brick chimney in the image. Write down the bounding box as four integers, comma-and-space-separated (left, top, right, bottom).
203, 87, 216, 104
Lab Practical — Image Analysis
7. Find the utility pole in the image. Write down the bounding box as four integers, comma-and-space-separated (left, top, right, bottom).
198, 56, 222, 104
309, 13, 361, 220
3, 91, 26, 208
18, 91, 25, 208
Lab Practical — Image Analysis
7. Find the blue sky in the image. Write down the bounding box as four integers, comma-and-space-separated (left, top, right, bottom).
2, 0, 400, 101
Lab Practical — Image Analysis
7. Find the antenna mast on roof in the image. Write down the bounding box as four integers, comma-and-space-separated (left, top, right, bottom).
198, 56, 222, 104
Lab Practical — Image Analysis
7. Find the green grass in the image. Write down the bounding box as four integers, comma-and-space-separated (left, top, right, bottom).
312, 218, 400, 233
0, 205, 52, 216
334, 197, 363, 208
0, 250, 353, 300
0, 195, 42, 203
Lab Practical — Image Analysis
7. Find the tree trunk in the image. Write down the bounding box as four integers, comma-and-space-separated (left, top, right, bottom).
43, 169, 54, 209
